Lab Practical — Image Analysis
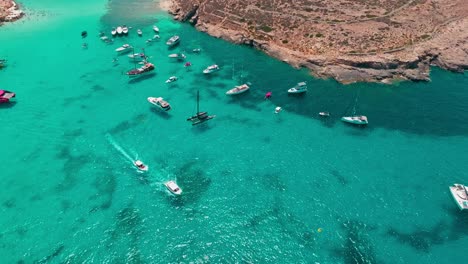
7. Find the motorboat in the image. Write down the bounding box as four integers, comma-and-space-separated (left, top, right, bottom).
126, 62, 155, 78
166, 35, 180, 47
100, 36, 109, 41
288, 82, 307, 94
153, 34, 160, 40
122, 25, 129, 35
111, 28, 117, 36
116, 26, 123, 35
192, 48, 201, 53
165, 76, 178, 83
128, 53, 147, 61
115, 44, 133, 54
275, 106, 282, 114
187, 90, 215, 125
137, 29, 142, 36
226, 84, 250, 95
134, 160, 148, 171
164, 180, 182, 195
319, 112, 330, 117
449, 184, 468, 210
184, 62, 192, 67
153, 25, 159, 33
341, 116, 368, 125
168, 53, 186, 61
148, 97, 171, 111
0, 90, 15, 103
203, 64, 220, 74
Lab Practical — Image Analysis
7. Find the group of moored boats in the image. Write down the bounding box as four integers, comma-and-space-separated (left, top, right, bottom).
111, 25, 129, 36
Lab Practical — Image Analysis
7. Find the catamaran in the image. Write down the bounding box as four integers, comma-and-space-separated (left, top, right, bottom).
187, 90, 215, 125
166, 35, 180, 47
449, 184, 468, 210
0, 90, 15, 103
148, 97, 171, 111
115, 44, 132, 54
288, 82, 307, 94
226, 84, 250, 95
341, 116, 368, 125
164, 180, 182, 195
203, 64, 220, 74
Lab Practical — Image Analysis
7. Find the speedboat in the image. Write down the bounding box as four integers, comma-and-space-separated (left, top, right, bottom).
148, 97, 171, 111
164, 180, 182, 195
128, 53, 147, 61
115, 44, 132, 54
288, 82, 307, 94
153, 25, 159, 33
449, 184, 468, 210
134, 160, 148, 171
165, 76, 178, 83
341, 116, 368, 125
319, 112, 330, 117
226, 84, 250, 95
168, 53, 186, 60
126, 62, 155, 78
275, 106, 282, 114
122, 25, 129, 35
137, 29, 142, 36
111, 28, 117, 36
116, 26, 123, 35
203, 64, 220, 74
166, 35, 180, 47
0, 90, 15, 103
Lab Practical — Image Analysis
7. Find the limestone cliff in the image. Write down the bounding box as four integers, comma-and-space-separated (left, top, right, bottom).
168, 0, 468, 83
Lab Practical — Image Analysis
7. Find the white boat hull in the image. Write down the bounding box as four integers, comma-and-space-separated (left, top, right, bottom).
165, 181, 182, 195
288, 88, 307, 94
449, 184, 468, 210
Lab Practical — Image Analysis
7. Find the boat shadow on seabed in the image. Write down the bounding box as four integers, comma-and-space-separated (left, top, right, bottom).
128, 73, 156, 84
0, 101, 17, 109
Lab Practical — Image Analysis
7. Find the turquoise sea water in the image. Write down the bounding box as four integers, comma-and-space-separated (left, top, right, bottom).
1, 0, 468, 263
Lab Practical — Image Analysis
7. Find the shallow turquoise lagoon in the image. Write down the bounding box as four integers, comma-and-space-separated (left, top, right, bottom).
1, 0, 467, 263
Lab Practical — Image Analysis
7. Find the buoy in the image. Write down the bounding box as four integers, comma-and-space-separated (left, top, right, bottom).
317, 228, 323, 233
275, 106, 282, 114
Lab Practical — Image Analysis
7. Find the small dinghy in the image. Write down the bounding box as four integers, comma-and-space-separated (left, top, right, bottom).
275, 106, 282, 114
226, 84, 250, 95
165, 76, 178, 83
153, 25, 159, 33
134, 160, 148, 171
192, 48, 201, 53
288, 82, 307, 94
164, 180, 182, 195
203, 64, 220, 74
148, 97, 171, 111
341, 116, 368, 125
137, 29, 142, 36
319, 112, 330, 117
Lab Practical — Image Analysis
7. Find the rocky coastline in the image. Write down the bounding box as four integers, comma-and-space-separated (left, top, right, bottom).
167, 0, 468, 84
0, 0, 24, 25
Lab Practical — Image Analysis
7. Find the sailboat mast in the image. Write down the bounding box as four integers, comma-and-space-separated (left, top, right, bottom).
132, 47, 137, 69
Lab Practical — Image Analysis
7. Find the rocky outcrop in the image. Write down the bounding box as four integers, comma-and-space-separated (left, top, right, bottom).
168, 0, 468, 84
0, 0, 24, 24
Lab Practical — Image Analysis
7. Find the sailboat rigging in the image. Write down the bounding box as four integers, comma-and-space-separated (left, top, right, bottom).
126, 48, 154, 78
187, 90, 215, 125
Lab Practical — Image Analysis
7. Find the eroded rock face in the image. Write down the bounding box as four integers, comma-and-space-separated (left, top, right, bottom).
168, 0, 468, 83
0, 0, 24, 24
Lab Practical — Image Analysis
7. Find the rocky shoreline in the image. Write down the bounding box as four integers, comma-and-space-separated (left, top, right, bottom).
0, 0, 24, 25
167, 0, 468, 84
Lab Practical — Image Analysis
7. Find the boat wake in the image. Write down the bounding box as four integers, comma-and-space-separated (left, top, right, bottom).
105, 133, 134, 164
